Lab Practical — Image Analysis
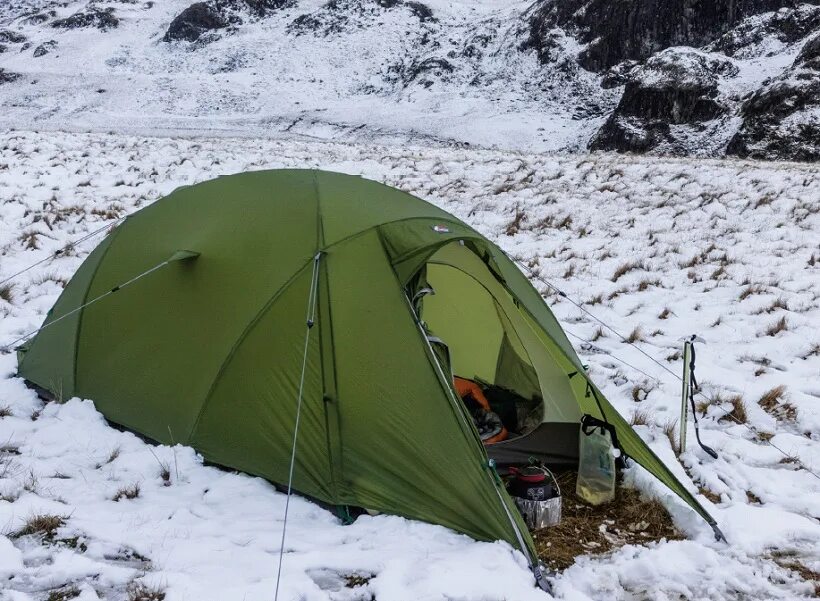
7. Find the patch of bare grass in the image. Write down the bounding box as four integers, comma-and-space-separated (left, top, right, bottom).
625, 326, 644, 343
757, 385, 796, 422
0, 405, 12, 418
753, 297, 789, 314
533, 472, 681, 572
718, 394, 748, 424
12, 514, 66, 540
764, 316, 788, 336
46, 586, 81, 601
663, 419, 679, 454
770, 551, 820, 597
630, 409, 653, 426
113, 483, 141, 502
611, 260, 645, 282
126, 582, 166, 601
739, 284, 766, 301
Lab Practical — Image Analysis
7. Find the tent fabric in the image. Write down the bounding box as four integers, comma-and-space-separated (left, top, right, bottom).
17, 169, 720, 565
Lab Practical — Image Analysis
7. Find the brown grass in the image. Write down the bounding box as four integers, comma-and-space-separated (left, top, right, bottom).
757, 385, 796, 422
663, 419, 679, 454
719, 394, 748, 424
657, 307, 672, 320
587, 293, 603, 306
0, 405, 12, 418
0, 284, 14, 303
533, 472, 681, 571
764, 316, 788, 336
625, 326, 644, 343
630, 409, 652, 426
112, 483, 141, 502
590, 327, 605, 342
738, 284, 766, 301
636, 278, 661, 292
754, 297, 789, 314
611, 261, 644, 282
46, 586, 81, 601
126, 582, 166, 601
505, 208, 525, 236
13, 514, 66, 539
770, 552, 820, 597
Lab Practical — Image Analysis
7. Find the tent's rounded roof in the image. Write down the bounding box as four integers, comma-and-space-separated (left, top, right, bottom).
131, 169, 475, 250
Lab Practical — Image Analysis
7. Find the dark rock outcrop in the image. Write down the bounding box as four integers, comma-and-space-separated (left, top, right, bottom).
727, 34, 820, 161
163, 2, 232, 42
710, 3, 820, 56
591, 49, 734, 152
290, 0, 434, 36
33, 39, 57, 57
524, 0, 805, 71
0, 68, 21, 84
0, 30, 27, 44
52, 7, 120, 30
164, 0, 293, 42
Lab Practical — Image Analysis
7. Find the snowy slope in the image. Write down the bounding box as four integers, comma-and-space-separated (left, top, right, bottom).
0, 130, 819, 600
0, 1, 818, 158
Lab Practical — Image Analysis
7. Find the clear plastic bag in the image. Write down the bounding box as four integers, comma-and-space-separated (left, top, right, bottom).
576, 424, 616, 505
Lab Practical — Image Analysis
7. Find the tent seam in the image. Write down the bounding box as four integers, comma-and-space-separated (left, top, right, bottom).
185, 258, 316, 445
72, 223, 125, 396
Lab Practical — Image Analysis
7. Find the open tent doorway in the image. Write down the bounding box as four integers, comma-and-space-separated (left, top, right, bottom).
412, 241, 583, 470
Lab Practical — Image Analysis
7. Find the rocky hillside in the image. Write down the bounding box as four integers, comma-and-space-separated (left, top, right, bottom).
0, 0, 818, 160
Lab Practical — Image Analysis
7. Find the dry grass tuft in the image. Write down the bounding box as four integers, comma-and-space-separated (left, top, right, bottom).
719, 394, 748, 424
113, 483, 141, 502
587, 293, 603, 306
757, 385, 796, 422
13, 514, 66, 539
764, 316, 788, 336
636, 278, 661, 292
698, 486, 721, 504
46, 586, 81, 601
662, 419, 679, 454
770, 552, 820, 597
630, 409, 652, 426
533, 472, 681, 571
739, 284, 766, 301
625, 326, 644, 343
754, 297, 789, 314
630, 383, 654, 403
127, 582, 166, 601
505, 208, 526, 236
611, 260, 645, 282
800, 343, 820, 360
590, 327, 605, 341
344, 573, 373, 588
657, 307, 672, 320
0, 284, 14, 303
96, 446, 121, 469
0, 405, 12, 418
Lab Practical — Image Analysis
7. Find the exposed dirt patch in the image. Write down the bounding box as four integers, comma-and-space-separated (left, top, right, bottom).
533, 472, 681, 571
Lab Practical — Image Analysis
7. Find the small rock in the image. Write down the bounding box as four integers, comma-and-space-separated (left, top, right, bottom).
0, 30, 26, 44
0, 68, 21, 84
33, 40, 58, 58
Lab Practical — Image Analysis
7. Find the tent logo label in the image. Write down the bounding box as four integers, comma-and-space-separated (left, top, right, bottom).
432, 224, 450, 233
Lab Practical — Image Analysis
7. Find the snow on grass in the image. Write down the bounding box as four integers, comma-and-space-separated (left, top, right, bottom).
1, 130, 819, 600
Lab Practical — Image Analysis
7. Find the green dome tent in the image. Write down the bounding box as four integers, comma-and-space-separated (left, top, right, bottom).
17, 170, 720, 584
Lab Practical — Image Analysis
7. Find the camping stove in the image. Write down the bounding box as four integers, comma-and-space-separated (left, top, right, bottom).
508, 465, 561, 529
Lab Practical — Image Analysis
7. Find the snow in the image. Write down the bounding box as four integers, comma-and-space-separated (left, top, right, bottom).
0, 130, 819, 600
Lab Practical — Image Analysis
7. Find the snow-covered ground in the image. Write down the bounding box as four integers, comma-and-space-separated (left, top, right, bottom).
0, 130, 818, 600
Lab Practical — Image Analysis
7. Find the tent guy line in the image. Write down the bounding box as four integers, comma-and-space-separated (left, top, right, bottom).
514, 257, 820, 482
274, 251, 323, 601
